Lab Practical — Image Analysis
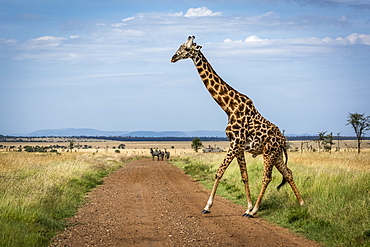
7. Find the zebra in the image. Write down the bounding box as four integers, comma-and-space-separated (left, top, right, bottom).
150, 148, 163, 161
164, 148, 170, 160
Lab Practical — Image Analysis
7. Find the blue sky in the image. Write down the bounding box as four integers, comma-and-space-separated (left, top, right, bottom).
1, 0, 369, 136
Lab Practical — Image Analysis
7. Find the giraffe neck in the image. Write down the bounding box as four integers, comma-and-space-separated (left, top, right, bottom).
192, 51, 247, 115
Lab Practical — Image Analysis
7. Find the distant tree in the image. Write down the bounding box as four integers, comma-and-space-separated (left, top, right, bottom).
336, 132, 341, 152
323, 132, 334, 153
118, 144, 126, 149
191, 138, 203, 153
314, 131, 326, 152
314, 131, 334, 153
346, 112, 370, 153
24, 146, 34, 152
23, 145, 49, 152
68, 140, 75, 152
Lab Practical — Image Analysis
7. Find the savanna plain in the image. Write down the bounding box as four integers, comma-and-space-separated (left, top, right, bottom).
0, 140, 369, 246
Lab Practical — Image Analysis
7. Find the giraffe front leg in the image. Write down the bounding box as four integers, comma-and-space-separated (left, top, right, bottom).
202, 148, 235, 214
202, 179, 221, 214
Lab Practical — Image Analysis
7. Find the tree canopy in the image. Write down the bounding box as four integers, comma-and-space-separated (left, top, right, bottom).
346, 112, 370, 153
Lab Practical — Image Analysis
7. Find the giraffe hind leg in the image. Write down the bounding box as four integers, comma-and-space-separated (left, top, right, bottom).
246, 161, 274, 217
275, 158, 304, 206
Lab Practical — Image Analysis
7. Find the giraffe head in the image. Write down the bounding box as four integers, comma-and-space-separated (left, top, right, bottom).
171, 36, 202, 63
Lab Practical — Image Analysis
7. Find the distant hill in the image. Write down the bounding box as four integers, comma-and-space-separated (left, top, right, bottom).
29, 128, 129, 137
4, 128, 360, 141
126, 131, 187, 137
124, 130, 227, 138
28, 128, 227, 138
285, 133, 313, 137
25, 128, 321, 139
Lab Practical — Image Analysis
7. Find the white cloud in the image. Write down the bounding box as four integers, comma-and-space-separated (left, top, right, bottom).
223, 35, 270, 46
25, 36, 65, 49
32, 36, 64, 42
83, 72, 164, 79
218, 33, 370, 61
318, 33, 370, 45
184, 7, 222, 17
111, 17, 134, 28
223, 33, 370, 46
0, 38, 17, 45
255, 11, 279, 21
290, 0, 370, 8
169, 11, 183, 17
245, 35, 270, 45
111, 23, 125, 27
122, 16, 134, 22
110, 27, 144, 36
8, 6, 370, 65
344, 33, 370, 45
245, 11, 281, 26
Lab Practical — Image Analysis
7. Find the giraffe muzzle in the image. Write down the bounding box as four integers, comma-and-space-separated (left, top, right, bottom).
171, 55, 180, 63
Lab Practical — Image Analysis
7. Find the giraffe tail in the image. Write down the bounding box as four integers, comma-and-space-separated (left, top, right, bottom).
277, 147, 288, 190
277, 178, 286, 190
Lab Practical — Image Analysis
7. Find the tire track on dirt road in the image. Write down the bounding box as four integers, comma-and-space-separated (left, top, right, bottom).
51, 159, 320, 247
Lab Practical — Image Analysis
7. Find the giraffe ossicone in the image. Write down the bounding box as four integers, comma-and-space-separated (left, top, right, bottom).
171, 36, 304, 217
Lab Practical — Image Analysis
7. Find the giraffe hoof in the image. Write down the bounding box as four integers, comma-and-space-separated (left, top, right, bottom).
202, 210, 211, 214
242, 213, 254, 218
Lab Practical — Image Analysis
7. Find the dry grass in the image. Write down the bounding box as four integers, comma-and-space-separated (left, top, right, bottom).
288, 150, 370, 171
0, 141, 230, 157
174, 150, 370, 246
1, 140, 369, 246
0, 152, 125, 247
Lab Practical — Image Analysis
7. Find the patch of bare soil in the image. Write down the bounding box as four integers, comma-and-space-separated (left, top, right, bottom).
51, 159, 320, 247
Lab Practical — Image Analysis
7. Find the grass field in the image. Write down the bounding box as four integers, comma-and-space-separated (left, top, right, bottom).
1, 140, 370, 246
1, 139, 369, 153
172, 150, 370, 247
0, 152, 139, 247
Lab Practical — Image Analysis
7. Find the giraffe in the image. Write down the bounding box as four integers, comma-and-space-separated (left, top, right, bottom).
171, 36, 304, 217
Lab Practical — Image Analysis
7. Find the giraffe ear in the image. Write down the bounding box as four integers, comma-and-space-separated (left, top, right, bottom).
195, 45, 202, 50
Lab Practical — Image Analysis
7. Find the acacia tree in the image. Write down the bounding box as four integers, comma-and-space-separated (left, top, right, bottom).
324, 132, 334, 153
314, 131, 326, 152
314, 131, 334, 153
68, 140, 75, 152
346, 112, 370, 153
191, 137, 203, 153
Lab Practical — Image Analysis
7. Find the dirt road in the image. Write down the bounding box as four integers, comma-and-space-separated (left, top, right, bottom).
51, 159, 320, 247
